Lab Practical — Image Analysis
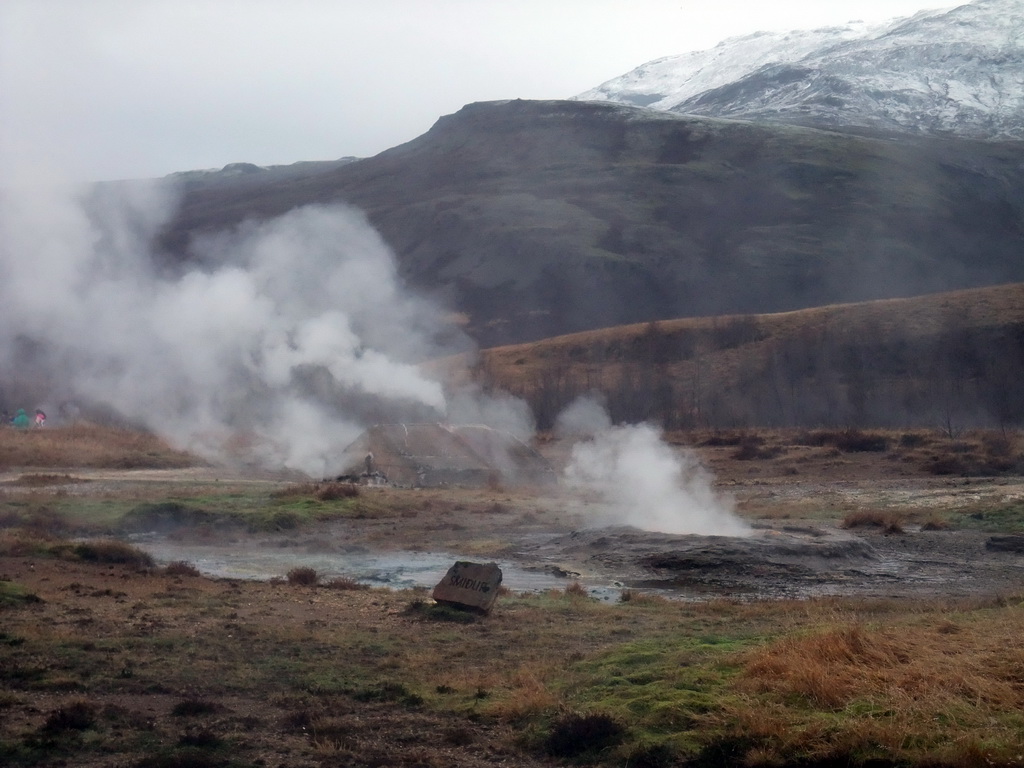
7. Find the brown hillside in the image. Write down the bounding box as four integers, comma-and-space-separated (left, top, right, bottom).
473, 283, 1024, 431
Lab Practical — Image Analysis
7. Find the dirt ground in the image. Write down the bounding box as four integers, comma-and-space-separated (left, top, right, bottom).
3, 438, 1024, 766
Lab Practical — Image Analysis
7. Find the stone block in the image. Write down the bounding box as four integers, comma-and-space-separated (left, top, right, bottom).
432, 561, 503, 613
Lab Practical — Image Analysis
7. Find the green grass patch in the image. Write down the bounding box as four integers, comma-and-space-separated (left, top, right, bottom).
115, 489, 409, 534
563, 637, 749, 737
954, 502, 1024, 533
0, 580, 42, 607
3, 485, 416, 541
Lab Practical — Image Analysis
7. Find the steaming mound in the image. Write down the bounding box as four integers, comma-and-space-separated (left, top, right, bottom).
540, 524, 882, 598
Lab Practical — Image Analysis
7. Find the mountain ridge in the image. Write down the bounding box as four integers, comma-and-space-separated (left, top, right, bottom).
160, 98, 1024, 347
576, 0, 1024, 140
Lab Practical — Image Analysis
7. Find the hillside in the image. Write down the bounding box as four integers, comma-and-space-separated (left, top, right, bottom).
157, 99, 1024, 348
472, 282, 1024, 431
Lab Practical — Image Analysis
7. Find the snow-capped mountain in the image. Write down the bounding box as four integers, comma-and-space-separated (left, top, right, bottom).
576, 0, 1024, 140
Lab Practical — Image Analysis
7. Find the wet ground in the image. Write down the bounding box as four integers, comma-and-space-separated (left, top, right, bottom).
5, 455, 1024, 602
128, 486, 1024, 602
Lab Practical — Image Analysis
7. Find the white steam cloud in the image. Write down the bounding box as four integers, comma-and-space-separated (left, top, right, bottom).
562, 397, 749, 537
553, 391, 612, 437
0, 180, 487, 476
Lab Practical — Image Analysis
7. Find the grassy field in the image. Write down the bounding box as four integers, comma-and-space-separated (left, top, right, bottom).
2, 424, 1024, 766
2, 528, 1023, 764
1, 544, 1022, 767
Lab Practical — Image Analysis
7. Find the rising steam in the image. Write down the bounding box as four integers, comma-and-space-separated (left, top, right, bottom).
561, 396, 749, 537
0, 180, 484, 475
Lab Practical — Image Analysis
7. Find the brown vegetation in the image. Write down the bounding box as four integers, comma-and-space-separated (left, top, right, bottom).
841, 510, 905, 534
729, 613, 1024, 765
473, 283, 1024, 433
270, 481, 361, 501
0, 422, 197, 470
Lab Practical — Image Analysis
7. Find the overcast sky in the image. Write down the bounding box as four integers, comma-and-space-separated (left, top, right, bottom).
1, 0, 954, 182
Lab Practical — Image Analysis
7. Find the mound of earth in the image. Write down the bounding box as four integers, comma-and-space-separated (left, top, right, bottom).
514, 522, 1024, 600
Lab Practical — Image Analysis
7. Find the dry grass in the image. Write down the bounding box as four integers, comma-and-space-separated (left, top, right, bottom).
324, 576, 369, 591
840, 509, 905, 533
478, 667, 561, 721
0, 422, 197, 470
726, 610, 1024, 764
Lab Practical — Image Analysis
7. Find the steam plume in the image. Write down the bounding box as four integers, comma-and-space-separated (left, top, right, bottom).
561, 396, 749, 537
0, 180, 484, 475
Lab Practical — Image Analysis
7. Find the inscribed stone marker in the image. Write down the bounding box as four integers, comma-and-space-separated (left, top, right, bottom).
432, 561, 503, 613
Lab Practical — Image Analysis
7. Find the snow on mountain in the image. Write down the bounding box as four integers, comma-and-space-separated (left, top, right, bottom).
576, 0, 1024, 140
575, 21, 887, 110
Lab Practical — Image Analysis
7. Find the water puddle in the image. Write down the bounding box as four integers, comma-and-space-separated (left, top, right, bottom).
136, 538, 592, 594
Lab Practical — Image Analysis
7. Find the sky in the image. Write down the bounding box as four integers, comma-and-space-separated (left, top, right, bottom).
1, 0, 955, 182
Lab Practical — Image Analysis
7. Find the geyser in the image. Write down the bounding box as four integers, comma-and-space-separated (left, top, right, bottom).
561, 398, 749, 537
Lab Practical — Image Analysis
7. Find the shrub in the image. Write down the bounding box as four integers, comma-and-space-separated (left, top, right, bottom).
22, 507, 71, 536
122, 502, 216, 533
315, 483, 360, 501
178, 729, 223, 748
926, 455, 966, 476
700, 431, 747, 447
266, 511, 300, 531
286, 566, 319, 586
270, 483, 318, 499
795, 430, 836, 447
628, 742, 677, 768
564, 581, 589, 597
171, 699, 220, 717
405, 599, 478, 623
733, 442, 785, 461
352, 681, 424, 706
272, 482, 360, 502
545, 712, 626, 758
982, 431, 1016, 458
620, 589, 670, 606
73, 540, 155, 569
834, 429, 889, 453
324, 576, 368, 591
841, 510, 904, 534
42, 700, 97, 732
164, 561, 201, 577
899, 432, 929, 448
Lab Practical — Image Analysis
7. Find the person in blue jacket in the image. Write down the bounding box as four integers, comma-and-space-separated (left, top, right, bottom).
12, 409, 30, 428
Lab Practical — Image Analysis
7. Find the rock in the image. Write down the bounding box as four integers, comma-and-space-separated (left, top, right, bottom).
432, 561, 503, 614
985, 535, 1024, 553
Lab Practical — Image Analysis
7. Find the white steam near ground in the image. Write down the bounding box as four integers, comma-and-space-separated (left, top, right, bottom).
1, 183, 748, 537
0, 181, 502, 475
558, 395, 751, 537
